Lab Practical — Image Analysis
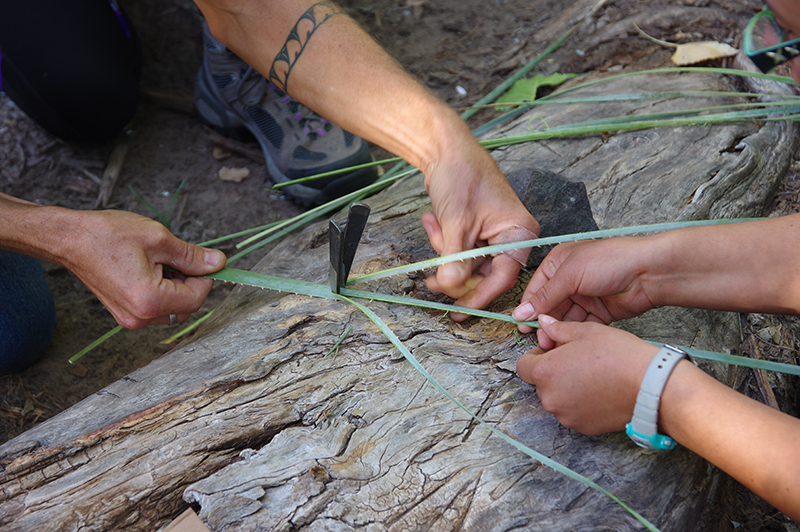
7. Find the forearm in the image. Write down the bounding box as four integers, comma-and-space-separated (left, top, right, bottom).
521, 318, 800, 518
193, 0, 471, 175
643, 214, 800, 314
0, 193, 81, 266
661, 361, 800, 520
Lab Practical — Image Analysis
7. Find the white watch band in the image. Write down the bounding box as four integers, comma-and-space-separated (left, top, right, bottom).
626, 344, 689, 450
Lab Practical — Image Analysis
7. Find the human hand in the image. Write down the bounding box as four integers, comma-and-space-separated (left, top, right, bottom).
421, 144, 539, 319
512, 237, 659, 333
63, 210, 226, 329
516, 315, 658, 435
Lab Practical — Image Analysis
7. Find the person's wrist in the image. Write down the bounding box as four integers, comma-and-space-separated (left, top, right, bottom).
657, 357, 703, 442
636, 232, 676, 308
46, 207, 97, 270
0, 202, 77, 266
420, 107, 483, 193
626, 344, 691, 450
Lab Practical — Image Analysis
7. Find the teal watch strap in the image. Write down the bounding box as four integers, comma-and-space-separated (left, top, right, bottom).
626, 344, 689, 451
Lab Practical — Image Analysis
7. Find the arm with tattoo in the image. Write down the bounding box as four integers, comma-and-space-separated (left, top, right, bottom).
269, 2, 342, 93
193, 0, 540, 313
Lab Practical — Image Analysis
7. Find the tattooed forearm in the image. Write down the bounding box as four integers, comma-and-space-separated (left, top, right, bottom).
269, 2, 343, 93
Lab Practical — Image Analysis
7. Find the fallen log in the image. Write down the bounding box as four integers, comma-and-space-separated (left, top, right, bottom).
1, 50, 797, 532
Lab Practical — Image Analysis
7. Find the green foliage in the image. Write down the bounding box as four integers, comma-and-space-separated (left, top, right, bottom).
128, 177, 188, 229
325, 326, 352, 357
71, 61, 800, 526
340, 294, 661, 532
494, 72, 578, 110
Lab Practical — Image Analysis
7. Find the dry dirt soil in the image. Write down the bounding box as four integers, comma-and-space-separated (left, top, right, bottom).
1, 0, 799, 529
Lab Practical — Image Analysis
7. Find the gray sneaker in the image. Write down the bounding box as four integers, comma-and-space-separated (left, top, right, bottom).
195, 22, 377, 206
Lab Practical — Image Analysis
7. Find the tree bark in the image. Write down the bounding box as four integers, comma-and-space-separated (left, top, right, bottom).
1, 45, 797, 532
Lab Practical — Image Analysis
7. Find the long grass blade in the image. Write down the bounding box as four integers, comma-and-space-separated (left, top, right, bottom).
339, 287, 537, 327
271, 158, 401, 190
160, 309, 216, 344
460, 26, 577, 121
164, 177, 188, 228
341, 294, 661, 532
201, 265, 800, 377
128, 186, 165, 225
69, 326, 123, 364
235, 168, 415, 250
325, 325, 352, 357
474, 66, 796, 136
198, 223, 286, 248
467, 89, 800, 111
651, 342, 800, 376
348, 218, 761, 286
481, 106, 800, 149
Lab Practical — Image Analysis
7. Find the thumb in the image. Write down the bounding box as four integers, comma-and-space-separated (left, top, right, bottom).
436, 260, 471, 292
162, 238, 226, 276
435, 227, 475, 292
536, 314, 585, 347
423, 212, 473, 297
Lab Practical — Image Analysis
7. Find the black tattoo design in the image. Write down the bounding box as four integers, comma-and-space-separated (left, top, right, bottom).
269, 2, 343, 93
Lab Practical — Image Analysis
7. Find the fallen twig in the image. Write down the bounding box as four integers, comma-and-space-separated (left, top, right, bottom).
206, 128, 266, 164
95, 143, 129, 208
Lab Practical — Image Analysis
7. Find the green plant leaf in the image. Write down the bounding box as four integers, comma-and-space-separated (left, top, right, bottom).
340, 294, 661, 532
495, 72, 578, 110
69, 326, 123, 364
348, 218, 762, 286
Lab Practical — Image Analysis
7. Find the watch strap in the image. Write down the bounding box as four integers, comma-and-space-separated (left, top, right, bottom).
626, 344, 688, 450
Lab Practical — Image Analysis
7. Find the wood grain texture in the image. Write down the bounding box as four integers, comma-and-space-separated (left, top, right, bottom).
1, 46, 797, 532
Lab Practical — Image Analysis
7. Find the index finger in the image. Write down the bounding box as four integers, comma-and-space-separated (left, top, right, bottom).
520, 250, 561, 304
155, 276, 215, 316
520, 249, 584, 319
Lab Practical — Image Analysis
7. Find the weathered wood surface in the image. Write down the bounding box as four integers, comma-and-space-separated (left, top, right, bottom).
2, 38, 798, 532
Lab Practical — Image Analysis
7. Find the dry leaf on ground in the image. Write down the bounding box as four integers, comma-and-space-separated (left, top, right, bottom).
671, 41, 738, 66
633, 22, 737, 66
213, 145, 232, 161
218, 166, 251, 183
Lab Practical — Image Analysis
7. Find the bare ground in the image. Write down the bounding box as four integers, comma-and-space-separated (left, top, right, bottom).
0, 0, 798, 529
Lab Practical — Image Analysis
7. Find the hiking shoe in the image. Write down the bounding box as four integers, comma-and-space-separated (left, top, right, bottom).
194, 21, 378, 206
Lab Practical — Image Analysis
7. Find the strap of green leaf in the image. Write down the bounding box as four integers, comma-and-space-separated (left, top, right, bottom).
340, 294, 661, 532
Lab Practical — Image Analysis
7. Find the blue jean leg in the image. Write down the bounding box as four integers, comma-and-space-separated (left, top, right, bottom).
0, 251, 57, 374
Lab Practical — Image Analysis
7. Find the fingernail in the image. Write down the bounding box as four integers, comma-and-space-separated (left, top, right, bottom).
204, 249, 225, 267
513, 302, 535, 321
538, 314, 557, 326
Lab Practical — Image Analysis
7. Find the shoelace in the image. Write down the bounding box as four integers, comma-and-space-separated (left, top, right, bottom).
237, 66, 331, 139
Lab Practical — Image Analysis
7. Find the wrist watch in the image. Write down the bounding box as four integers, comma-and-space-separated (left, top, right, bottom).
626, 344, 691, 450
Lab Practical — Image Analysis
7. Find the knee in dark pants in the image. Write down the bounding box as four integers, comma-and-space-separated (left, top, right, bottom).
0, 251, 57, 375
0, 0, 142, 142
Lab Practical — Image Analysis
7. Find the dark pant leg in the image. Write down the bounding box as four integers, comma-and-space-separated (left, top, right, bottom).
0, 251, 56, 375
0, 0, 142, 142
